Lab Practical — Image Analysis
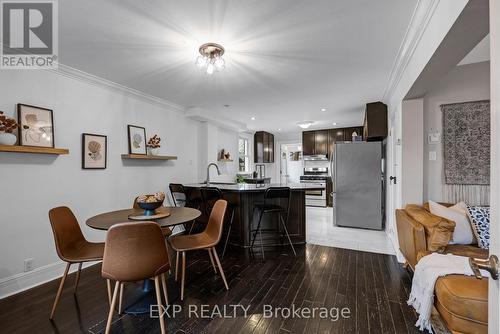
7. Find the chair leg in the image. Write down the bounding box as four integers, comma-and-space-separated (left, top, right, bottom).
105, 281, 120, 334
181, 252, 186, 301
50, 262, 71, 319
208, 249, 217, 273
259, 224, 265, 261
73, 262, 82, 294
280, 214, 297, 256
161, 273, 169, 305
222, 209, 234, 259
106, 279, 112, 305
188, 219, 195, 234
250, 209, 264, 249
164, 241, 172, 275
118, 283, 124, 314
211, 248, 229, 290
154, 276, 166, 334
280, 215, 297, 256
175, 251, 179, 281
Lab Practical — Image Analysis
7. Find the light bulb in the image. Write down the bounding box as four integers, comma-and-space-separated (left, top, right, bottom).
215, 57, 225, 71
41, 133, 47, 138
206, 63, 215, 75
196, 56, 207, 68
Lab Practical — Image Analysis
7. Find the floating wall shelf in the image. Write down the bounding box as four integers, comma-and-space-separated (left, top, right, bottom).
218, 159, 234, 162
121, 154, 177, 160
0, 145, 69, 155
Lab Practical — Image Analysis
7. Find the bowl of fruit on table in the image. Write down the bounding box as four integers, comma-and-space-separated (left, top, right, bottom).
136, 192, 165, 216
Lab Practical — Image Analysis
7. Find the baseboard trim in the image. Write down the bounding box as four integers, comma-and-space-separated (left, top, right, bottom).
0, 260, 100, 300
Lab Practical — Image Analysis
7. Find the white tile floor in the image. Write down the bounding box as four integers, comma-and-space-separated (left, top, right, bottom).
306, 206, 396, 255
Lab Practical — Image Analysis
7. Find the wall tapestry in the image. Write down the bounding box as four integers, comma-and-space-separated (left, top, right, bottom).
442, 100, 490, 185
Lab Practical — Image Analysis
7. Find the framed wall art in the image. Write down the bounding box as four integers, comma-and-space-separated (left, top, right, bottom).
17, 104, 54, 147
127, 125, 147, 155
82, 133, 107, 169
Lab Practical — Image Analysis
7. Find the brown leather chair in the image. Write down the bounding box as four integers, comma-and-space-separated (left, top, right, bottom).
102, 222, 170, 334
48, 206, 105, 319
169, 199, 229, 300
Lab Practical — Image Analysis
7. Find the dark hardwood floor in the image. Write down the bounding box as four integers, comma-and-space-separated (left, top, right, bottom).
0, 244, 420, 334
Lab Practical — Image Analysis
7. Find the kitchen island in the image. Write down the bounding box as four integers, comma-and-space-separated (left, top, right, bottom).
183, 183, 324, 249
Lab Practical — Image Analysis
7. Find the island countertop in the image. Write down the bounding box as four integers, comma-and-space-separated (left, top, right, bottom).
183, 182, 325, 192
182, 182, 316, 249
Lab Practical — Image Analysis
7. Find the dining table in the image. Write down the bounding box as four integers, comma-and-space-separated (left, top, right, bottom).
86, 206, 201, 315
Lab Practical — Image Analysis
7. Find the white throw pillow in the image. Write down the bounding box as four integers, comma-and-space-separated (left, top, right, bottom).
428, 201, 475, 245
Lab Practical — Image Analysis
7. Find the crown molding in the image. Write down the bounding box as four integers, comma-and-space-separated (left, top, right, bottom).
46, 63, 186, 113
185, 107, 249, 133
382, 0, 440, 103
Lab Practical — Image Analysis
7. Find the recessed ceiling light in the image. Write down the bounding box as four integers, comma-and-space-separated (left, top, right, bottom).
332, 122, 337, 126
251, 117, 256, 120
297, 121, 314, 129
278, 128, 281, 131
223, 104, 230, 107
320, 108, 327, 112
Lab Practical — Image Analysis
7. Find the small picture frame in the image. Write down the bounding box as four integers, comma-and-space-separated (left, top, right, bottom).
127, 125, 147, 155
82, 133, 107, 169
17, 104, 55, 148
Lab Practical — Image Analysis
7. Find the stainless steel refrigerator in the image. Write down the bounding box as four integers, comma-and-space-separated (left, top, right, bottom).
331, 141, 384, 230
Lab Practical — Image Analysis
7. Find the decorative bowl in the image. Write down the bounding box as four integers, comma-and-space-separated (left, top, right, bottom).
137, 200, 163, 216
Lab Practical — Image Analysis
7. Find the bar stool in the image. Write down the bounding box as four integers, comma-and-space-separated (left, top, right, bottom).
102, 222, 170, 334
200, 187, 236, 259
48, 206, 105, 319
250, 187, 296, 260
169, 183, 200, 233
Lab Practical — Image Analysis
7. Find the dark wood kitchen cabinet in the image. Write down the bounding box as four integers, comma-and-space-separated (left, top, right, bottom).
254, 131, 274, 163
314, 130, 328, 156
302, 130, 328, 156
363, 102, 387, 141
302, 131, 316, 156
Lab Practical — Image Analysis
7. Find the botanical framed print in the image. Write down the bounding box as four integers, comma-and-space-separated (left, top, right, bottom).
82, 133, 107, 169
17, 104, 54, 147
127, 125, 147, 155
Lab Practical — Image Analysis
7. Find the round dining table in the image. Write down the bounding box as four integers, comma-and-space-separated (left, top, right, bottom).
86, 206, 201, 315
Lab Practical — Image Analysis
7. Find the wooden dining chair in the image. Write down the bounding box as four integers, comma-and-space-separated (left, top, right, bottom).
169, 199, 228, 300
102, 222, 170, 334
48, 206, 105, 319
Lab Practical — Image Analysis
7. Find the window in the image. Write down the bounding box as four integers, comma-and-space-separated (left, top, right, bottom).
238, 138, 249, 172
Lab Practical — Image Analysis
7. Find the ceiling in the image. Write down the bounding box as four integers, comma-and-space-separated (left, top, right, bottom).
458, 34, 490, 66
59, 0, 417, 133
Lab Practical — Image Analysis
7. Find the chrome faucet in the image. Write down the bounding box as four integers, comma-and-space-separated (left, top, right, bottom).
206, 163, 221, 185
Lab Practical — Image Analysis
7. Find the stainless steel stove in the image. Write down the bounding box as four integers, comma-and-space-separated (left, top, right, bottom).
300, 167, 328, 207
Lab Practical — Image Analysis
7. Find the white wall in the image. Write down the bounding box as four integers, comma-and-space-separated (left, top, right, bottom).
401, 99, 424, 206
384, 0, 469, 260
423, 61, 490, 202
0, 69, 202, 296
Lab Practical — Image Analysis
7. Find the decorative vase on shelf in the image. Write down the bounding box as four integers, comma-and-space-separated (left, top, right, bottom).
0, 132, 17, 145
147, 147, 160, 156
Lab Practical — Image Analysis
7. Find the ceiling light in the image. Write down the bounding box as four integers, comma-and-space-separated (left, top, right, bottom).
196, 43, 225, 75
320, 108, 327, 112
332, 122, 337, 126
251, 117, 256, 120
297, 121, 314, 129
278, 128, 281, 131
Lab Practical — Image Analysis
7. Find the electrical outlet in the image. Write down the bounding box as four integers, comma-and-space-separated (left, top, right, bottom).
429, 151, 437, 161
24, 258, 34, 272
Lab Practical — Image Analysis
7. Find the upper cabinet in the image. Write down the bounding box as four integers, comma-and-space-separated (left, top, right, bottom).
304, 127, 364, 158
254, 131, 274, 163
302, 130, 328, 156
302, 131, 315, 156
363, 102, 388, 141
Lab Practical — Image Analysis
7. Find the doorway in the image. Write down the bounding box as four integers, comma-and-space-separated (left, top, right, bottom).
279, 143, 303, 183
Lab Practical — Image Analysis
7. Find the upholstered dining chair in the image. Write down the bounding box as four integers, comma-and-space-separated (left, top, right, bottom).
48, 206, 105, 319
169, 199, 229, 300
102, 222, 170, 334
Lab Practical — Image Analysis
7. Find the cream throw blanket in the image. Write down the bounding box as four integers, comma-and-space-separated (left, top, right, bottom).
407, 253, 490, 333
